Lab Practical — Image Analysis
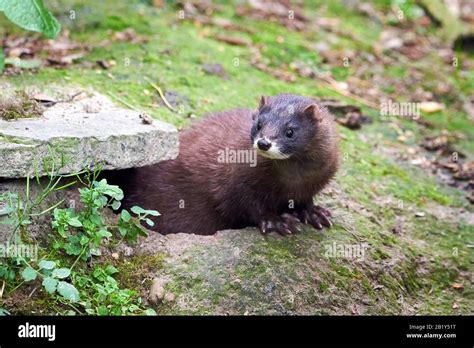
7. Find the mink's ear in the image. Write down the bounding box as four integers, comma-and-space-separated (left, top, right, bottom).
303, 104, 323, 123
258, 95, 268, 110
253, 96, 268, 120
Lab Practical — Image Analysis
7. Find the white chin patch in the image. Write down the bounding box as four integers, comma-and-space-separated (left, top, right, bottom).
253, 141, 290, 160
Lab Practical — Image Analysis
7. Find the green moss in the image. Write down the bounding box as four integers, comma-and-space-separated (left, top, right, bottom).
0, 90, 43, 120
113, 253, 165, 291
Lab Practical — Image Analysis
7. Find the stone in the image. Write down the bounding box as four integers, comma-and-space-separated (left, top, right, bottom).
0, 90, 179, 243
164, 292, 175, 302
149, 277, 169, 304
0, 92, 179, 178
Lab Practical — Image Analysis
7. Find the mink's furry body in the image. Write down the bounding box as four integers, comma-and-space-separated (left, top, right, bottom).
114, 94, 339, 235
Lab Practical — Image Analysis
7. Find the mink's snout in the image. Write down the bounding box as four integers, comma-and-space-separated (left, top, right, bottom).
257, 138, 272, 151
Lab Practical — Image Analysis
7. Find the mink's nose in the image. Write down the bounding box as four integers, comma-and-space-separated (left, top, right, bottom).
257, 139, 271, 151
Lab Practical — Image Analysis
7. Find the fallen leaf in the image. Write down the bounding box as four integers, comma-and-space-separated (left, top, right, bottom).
419, 101, 445, 113
452, 162, 474, 180
214, 35, 249, 46
112, 28, 147, 44
419, 133, 464, 157
236, 0, 307, 31
202, 63, 229, 79
31, 93, 56, 106
420, 135, 449, 151
320, 99, 372, 130
5, 58, 41, 69
451, 283, 464, 290
96, 59, 111, 69
47, 52, 86, 66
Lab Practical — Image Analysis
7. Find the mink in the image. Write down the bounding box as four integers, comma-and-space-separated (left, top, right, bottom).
113, 94, 339, 235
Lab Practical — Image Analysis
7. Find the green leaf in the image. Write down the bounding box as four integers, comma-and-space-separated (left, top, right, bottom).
105, 265, 119, 275
118, 226, 128, 237
52, 268, 71, 279
97, 306, 108, 315
57, 281, 80, 302
38, 260, 56, 270
21, 267, 37, 281
64, 242, 82, 256
145, 218, 154, 227
144, 308, 157, 316
120, 210, 131, 222
42, 277, 58, 294
68, 217, 82, 228
88, 213, 102, 226
111, 200, 121, 210
131, 206, 146, 215
90, 248, 101, 256
98, 229, 112, 238
145, 209, 160, 217
0, 308, 10, 316
94, 196, 108, 208
0, 0, 61, 39
79, 235, 89, 245
93, 179, 124, 200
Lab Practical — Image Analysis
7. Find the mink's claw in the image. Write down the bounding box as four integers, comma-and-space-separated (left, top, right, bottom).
299, 205, 332, 231
259, 215, 300, 236
281, 212, 302, 230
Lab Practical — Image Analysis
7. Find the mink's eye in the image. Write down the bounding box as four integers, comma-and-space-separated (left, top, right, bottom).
285, 128, 294, 138
256, 121, 262, 131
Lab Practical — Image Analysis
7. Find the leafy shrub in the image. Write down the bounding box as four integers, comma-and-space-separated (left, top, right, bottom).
0, 163, 158, 315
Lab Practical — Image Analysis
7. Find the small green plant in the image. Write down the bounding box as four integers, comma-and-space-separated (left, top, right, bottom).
0, 0, 61, 72
21, 260, 79, 302
0, 159, 159, 315
75, 265, 155, 315
51, 174, 159, 262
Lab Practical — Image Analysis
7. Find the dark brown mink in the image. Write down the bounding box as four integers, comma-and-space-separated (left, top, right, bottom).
112, 94, 339, 235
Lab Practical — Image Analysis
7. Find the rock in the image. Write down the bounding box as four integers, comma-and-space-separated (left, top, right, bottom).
164, 293, 175, 302
380, 29, 404, 50
148, 277, 169, 304
0, 92, 179, 178
82, 100, 101, 113
0, 177, 68, 243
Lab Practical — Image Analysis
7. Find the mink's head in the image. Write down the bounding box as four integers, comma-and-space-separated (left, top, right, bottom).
250, 94, 332, 161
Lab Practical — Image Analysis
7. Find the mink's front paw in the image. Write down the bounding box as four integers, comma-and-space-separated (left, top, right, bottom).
259, 213, 301, 236
298, 205, 332, 230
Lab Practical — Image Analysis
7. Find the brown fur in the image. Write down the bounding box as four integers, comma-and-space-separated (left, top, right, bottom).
115, 95, 339, 235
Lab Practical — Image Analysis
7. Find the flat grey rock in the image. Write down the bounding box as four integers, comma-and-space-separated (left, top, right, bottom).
0, 92, 179, 178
